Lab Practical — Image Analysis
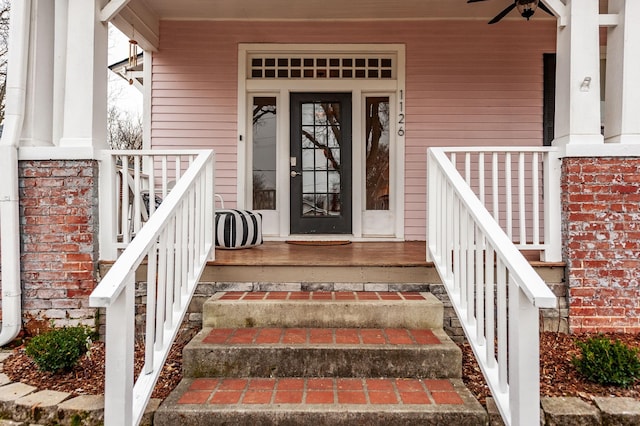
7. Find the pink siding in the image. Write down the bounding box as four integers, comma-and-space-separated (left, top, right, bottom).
153, 20, 557, 240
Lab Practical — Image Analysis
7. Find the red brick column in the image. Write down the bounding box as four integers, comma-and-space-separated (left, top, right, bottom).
562, 157, 640, 333
18, 160, 99, 333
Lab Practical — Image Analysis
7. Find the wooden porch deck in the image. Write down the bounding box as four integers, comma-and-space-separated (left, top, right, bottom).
210, 241, 552, 267
211, 241, 428, 267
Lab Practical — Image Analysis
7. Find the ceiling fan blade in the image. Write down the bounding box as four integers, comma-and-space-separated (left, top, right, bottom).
488, 3, 517, 24
538, 2, 555, 16
467, 0, 489, 3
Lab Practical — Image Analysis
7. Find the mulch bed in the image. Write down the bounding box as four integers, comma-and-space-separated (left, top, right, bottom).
3, 328, 197, 400
3, 330, 640, 405
460, 331, 640, 406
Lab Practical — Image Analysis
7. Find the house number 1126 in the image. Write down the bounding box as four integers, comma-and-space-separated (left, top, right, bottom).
398, 90, 405, 137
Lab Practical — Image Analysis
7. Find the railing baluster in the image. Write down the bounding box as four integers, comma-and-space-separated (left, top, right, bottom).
518, 152, 526, 245
467, 215, 475, 325
496, 258, 508, 393
475, 226, 485, 345
156, 227, 168, 350
464, 152, 471, 185
485, 243, 495, 368
505, 152, 512, 240
492, 153, 499, 225
121, 155, 130, 244
478, 152, 485, 205
144, 242, 158, 375
532, 152, 540, 245
165, 217, 176, 329
161, 157, 168, 198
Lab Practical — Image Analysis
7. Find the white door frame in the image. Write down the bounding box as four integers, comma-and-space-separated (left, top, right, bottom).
237, 44, 405, 240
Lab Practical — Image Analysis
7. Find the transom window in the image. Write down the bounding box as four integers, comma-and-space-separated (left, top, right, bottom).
249, 55, 394, 79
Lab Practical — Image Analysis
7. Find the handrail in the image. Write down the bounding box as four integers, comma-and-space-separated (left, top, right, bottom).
427, 147, 556, 426
90, 149, 215, 426
440, 146, 561, 262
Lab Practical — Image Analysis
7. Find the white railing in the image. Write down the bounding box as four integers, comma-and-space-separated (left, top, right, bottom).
90, 150, 215, 426
100, 150, 209, 260
427, 147, 557, 426
443, 147, 561, 262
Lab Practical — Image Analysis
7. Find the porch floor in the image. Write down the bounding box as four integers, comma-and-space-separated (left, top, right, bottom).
211, 241, 428, 267
210, 241, 552, 267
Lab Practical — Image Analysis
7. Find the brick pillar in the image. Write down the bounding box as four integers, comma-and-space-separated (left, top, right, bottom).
562, 157, 640, 333
19, 160, 99, 333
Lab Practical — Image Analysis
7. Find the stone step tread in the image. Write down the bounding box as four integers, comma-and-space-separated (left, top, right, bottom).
201, 327, 442, 346
156, 378, 487, 425
176, 377, 468, 406
215, 291, 429, 302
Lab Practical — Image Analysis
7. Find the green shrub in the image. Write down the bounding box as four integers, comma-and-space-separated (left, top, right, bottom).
25, 326, 95, 373
572, 335, 640, 388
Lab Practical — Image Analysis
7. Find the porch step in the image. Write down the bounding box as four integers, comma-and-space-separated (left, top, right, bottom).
154, 377, 487, 426
202, 291, 443, 329
157, 291, 485, 424
183, 327, 461, 379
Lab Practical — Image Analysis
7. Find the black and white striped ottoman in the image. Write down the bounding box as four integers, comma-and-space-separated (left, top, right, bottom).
215, 209, 263, 249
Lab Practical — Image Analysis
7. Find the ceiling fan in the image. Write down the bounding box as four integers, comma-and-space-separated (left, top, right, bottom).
468, 0, 554, 24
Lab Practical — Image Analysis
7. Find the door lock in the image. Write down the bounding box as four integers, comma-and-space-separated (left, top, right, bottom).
290, 171, 301, 178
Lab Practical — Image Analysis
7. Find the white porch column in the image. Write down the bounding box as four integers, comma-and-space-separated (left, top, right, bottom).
59, 0, 108, 150
553, 0, 603, 149
20, 0, 54, 147
52, 0, 69, 146
604, 0, 640, 145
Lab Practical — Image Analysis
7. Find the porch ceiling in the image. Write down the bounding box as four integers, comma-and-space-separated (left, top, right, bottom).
143, 0, 555, 21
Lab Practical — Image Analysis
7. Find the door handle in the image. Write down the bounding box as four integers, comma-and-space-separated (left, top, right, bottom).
290, 171, 301, 178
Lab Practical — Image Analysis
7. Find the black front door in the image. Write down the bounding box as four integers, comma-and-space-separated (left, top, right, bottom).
290, 93, 352, 234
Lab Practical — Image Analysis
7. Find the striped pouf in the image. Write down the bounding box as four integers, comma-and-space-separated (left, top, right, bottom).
215, 209, 263, 249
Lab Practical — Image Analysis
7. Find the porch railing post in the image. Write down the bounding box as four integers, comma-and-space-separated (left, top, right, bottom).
205, 157, 215, 261
543, 150, 562, 262
508, 278, 542, 426
99, 151, 118, 260
426, 152, 436, 263
103, 274, 135, 425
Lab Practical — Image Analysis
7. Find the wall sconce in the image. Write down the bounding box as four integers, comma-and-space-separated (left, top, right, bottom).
580, 77, 592, 92
516, 0, 539, 20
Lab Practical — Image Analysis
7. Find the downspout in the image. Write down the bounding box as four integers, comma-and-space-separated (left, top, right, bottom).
0, 0, 31, 345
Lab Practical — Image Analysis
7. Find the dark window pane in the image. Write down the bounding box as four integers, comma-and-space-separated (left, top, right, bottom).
278, 58, 288, 67
252, 97, 277, 210
355, 58, 366, 67
291, 58, 301, 67
251, 70, 263, 78
251, 58, 263, 67
381, 58, 392, 68
365, 97, 390, 210
265, 58, 276, 67
265, 69, 275, 78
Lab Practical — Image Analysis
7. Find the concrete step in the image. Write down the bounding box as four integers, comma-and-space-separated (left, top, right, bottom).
202, 291, 443, 329
155, 377, 487, 426
183, 327, 461, 379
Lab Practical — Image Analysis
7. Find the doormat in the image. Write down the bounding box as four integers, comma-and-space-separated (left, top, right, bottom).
285, 240, 352, 246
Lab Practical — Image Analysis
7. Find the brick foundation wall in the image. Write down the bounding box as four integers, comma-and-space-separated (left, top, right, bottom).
19, 160, 99, 333
562, 157, 640, 333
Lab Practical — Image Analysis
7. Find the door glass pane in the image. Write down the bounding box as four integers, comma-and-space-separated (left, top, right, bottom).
365, 97, 390, 210
252, 97, 277, 209
300, 101, 342, 217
